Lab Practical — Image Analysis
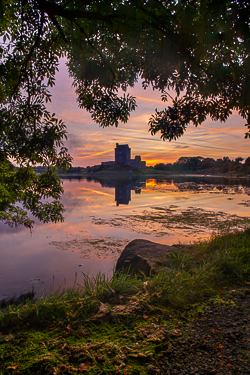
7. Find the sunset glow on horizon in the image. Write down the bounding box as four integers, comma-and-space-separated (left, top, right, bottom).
47, 60, 250, 167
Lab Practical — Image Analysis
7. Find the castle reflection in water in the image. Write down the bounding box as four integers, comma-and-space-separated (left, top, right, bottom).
114, 182, 144, 206
69, 174, 146, 206
100, 180, 146, 206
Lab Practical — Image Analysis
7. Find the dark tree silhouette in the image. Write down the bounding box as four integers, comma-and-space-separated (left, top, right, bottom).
1, 0, 250, 226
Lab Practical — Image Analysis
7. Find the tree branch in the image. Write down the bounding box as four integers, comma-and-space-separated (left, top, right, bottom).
12, 11, 45, 96
37, 0, 119, 23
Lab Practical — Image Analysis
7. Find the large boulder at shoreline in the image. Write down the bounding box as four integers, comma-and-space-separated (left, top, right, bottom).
115, 239, 174, 276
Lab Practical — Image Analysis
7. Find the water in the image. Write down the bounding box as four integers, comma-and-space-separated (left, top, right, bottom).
0, 175, 249, 302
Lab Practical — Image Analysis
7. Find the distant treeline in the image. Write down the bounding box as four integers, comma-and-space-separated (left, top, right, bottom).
152, 156, 250, 174
34, 163, 139, 174
32, 156, 250, 175
33, 165, 101, 174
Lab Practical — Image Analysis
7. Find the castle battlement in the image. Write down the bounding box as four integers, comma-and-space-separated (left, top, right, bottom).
101, 144, 146, 169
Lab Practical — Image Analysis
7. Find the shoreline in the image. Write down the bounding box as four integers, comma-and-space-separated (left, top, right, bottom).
58, 171, 250, 180
1, 229, 250, 373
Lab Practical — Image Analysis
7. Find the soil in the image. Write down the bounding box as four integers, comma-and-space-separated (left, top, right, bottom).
149, 287, 250, 374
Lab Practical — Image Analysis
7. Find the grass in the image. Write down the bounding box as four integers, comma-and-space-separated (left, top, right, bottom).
0, 228, 250, 374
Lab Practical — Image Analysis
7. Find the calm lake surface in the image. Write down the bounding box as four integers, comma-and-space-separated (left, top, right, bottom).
0, 175, 249, 302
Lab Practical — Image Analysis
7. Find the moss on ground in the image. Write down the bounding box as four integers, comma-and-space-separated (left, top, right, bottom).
1, 229, 250, 374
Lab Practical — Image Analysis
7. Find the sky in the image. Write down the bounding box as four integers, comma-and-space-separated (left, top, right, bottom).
47, 59, 250, 167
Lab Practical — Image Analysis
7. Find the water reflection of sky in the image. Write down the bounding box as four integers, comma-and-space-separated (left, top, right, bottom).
0, 177, 249, 301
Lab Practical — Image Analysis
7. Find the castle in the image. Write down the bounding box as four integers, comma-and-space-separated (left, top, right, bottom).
102, 143, 146, 169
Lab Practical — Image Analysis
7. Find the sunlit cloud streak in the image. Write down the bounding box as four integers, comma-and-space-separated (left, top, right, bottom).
46, 60, 250, 166
78, 149, 114, 159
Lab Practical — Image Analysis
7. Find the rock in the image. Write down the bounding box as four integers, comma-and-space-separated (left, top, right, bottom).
115, 239, 174, 276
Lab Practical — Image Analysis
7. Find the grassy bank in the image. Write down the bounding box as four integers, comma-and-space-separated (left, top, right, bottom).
1, 229, 250, 374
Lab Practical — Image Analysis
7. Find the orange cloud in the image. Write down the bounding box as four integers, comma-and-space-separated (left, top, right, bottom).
46, 59, 249, 167
78, 149, 114, 159
136, 96, 164, 104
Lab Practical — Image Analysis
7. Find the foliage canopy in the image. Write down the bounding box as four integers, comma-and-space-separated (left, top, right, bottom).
1, 0, 250, 226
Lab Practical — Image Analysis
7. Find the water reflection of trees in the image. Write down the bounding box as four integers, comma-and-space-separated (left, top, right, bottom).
62, 176, 250, 206
139, 176, 250, 195
170, 176, 250, 195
